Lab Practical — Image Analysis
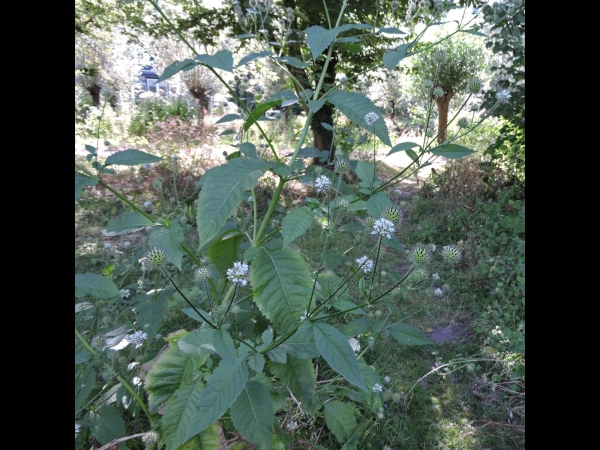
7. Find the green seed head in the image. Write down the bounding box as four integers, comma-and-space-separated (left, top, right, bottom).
146, 246, 168, 268
409, 243, 432, 264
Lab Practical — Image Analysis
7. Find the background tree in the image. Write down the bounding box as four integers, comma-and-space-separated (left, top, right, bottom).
408, 31, 487, 144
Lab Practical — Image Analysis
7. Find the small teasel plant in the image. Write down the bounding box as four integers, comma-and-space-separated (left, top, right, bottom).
75, 1, 505, 448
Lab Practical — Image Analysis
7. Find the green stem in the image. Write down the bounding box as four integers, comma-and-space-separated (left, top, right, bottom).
75, 327, 150, 420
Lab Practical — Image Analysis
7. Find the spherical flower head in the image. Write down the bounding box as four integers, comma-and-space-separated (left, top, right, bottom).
286, 421, 298, 431
120, 288, 131, 299
467, 79, 482, 94
356, 256, 374, 273
372, 218, 395, 239
334, 158, 349, 173
377, 412, 385, 420
434, 287, 443, 296
433, 49, 447, 63
195, 267, 211, 281
142, 431, 159, 443
391, 0, 399, 11
101, 89, 112, 99
409, 243, 432, 264
432, 272, 440, 280
146, 246, 168, 268
429, 243, 436, 252
425, 129, 434, 138
441, 245, 462, 264
433, 86, 444, 97
457, 117, 470, 129
472, 6, 479, 15
366, 216, 376, 228
423, 79, 434, 90
382, 206, 401, 224
373, 383, 383, 392
91, 335, 106, 349
226, 261, 250, 285
364, 111, 380, 126
392, 391, 402, 402
408, 267, 429, 285
75, 422, 81, 437
314, 175, 332, 193
470, 103, 480, 112
496, 90, 511, 103
383, 446, 393, 450
322, 270, 335, 279
384, 375, 392, 384
127, 330, 148, 348
338, 198, 349, 209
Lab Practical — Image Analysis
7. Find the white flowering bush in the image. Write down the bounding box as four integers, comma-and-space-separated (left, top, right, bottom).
75, 1, 505, 448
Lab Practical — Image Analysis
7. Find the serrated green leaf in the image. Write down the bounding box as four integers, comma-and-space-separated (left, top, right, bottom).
341, 317, 377, 337
270, 356, 317, 415
148, 223, 184, 269
382, 236, 405, 253
312, 322, 369, 393
213, 329, 238, 366
239, 142, 257, 158
366, 192, 393, 218
145, 343, 205, 413
104, 149, 163, 166
196, 158, 268, 248
178, 328, 216, 355
184, 358, 249, 442
136, 298, 166, 343
275, 56, 307, 68
231, 381, 274, 450
207, 230, 245, 273
326, 90, 391, 146
308, 99, 325, 113
87, 406, 126, 449
304, 25, 339, 60
244, 100, 282, 131
282, 206, 314, 248
336, 37, 362, 43
179, 423, 223, 450
324, 400, 357, 444
388, 322, 435, 345
156, 59, 197, 83
358, 360, 381, 392
215, 114, 242, 124
195, 49, 233, 72
247, 353, 266, 373
355, 161, 376, 187
75, 273, 120, 299
383, 49, 407, 71
162, 377, 205, 450
250, 248, 312, 334
75, 367, 96, 414
281, 320, 320, 359
106, 211, 154, 233
267, 346, 288, 363
75, 351, 92, 365
387, 142, 421, 156
430, 143, 477, 159
237, 50, 273, 68
323, 250, 344, 271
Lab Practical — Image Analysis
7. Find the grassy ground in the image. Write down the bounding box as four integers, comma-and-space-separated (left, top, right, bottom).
75, 134, 524, 449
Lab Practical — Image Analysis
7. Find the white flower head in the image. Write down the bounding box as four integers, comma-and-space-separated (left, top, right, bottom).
434, 287, 443, 296
127, 330, 148, 348
142, 431, 159, 443
286, 421, 298, 431
75, 423, 81, 437
371, 218, 395, 239
120, 289, 131, 299
348, 337, 361, 352
373, 383, 383, 392
103, 243, 112, 249
432, 272, 440, 280
356, 256, 374, 273
314, 175, 332, 193
300, 310, 307, 321
132, 376, 143, 386
364, 111, 380, 126
384, 376, 391, 384
227, 261, 250, 285
496, 90, 511, 103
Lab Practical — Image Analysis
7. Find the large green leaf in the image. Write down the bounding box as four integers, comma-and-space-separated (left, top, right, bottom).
135, 297, 167, 343
324, 400, 357, 444
178, 423, 223, 450
87, 405, 126, 449
213, 329, 237, 367
207, 230, 245, 273
162, 378, 205, 450
382, 42, 412, 71
243, 100, 282, 131
231, 381, 274, 450
430, 143, 477, 159
195, 49, 234, 72
75, 367, 96, 414
145, 343, 205, 413
106, 211, 154, 233
312, 322, 369, 393
178, 328, 216, 356
304, 25, 339, 60
323, 250, 344, 271
341, 317, 377, 337
366, 192, 393, 218
196, 158, 268, 248
326, 90, 391, 146
274, 55, 307, 68
281, 206, 314, 248
104, 149, 163, 166
354, 161, 377, 188
280, 321, 320, 360
388, 322, 435, 345
237, 50, 273, 68
75, 273, 120, 299
148, 223, 184, 269
270, 356, 317, 416
387, 142, 421, 157
250, 248, 312, 334
184, 358, 249, 442
156, 59, 197, 84
214, 113, 242, 124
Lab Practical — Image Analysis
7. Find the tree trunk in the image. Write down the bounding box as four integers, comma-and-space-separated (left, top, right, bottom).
189, 84, 209, 117
87, 84, 102, 107
310, 53, 338, 166
435, 86, 454, 145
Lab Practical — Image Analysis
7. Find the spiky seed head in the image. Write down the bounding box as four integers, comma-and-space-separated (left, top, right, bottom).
145, 247, 168, 267
467, 79, 482, 94
423, 79, 434, 89
433, 49, 447, 63
334, 158, 349, 173
409, 243, 432, 264
382, 206, 401, 224
433, 86, 444, 97
441, 245, 462, 263
195, 267, 211, 281
457, 117, 470, 128
366, 216, 376, 227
